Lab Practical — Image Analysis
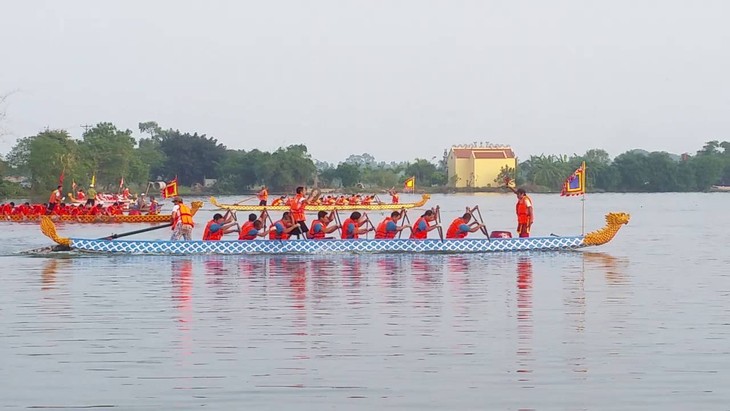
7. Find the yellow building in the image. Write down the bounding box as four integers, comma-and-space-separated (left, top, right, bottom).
447, 145, 516, 188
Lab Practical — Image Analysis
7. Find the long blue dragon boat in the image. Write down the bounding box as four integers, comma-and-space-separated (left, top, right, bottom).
40, 213, 629, 255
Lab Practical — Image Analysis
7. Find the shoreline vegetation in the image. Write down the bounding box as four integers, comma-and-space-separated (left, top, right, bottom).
1, 121, 729, 200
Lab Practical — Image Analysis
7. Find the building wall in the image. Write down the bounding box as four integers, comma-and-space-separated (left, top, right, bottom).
448, 152, 473, 188
472, 158, 516, 188
447, 147, 516, 188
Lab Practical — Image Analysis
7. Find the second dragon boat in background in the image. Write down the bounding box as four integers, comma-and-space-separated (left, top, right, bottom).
209, 194, 430, 212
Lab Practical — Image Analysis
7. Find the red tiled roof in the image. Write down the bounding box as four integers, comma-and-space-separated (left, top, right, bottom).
452, 148, 515, 159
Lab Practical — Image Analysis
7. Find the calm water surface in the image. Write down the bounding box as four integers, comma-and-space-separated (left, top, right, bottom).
0, 193, 728, 410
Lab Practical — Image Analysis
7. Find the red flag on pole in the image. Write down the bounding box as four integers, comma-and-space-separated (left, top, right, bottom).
58, 170, 65, 186
119, 177, 125, 188
163, 177, 178, 199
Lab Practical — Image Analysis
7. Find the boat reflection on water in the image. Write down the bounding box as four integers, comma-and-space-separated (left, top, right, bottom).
516, 256, 534, 384
171, 259, 194, 359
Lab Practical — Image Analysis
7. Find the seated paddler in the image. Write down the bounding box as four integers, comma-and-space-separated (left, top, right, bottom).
308, 210, 340, 239
341, 211, 373, 239
269, 212, 299, 240
374, 211, 410, 239
202, 210, 239, 241
446, 212, 485, 239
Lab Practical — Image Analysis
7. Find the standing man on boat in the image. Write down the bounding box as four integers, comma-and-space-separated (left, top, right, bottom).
446, 213, 485, 239
289, 186, 319, 238
375, 211, 409, 239
170, 197, 194, 241
410, 209, 439, 239
257, 185, 269, 206
505, 178, 534, 238
148, 196, 159, 215
48, 185, 63, 213
387, 188, 399, 204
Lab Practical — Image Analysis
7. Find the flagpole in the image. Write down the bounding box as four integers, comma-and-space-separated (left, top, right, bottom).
581, 161, 586, 235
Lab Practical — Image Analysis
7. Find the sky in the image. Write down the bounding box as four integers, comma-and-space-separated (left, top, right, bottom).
1, 0, 729, 164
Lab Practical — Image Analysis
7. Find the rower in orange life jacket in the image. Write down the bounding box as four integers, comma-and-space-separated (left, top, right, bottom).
171, 197, 195, 241
269, 212, 298, 240
257, 185, 268, 206
446, 213, 485, 239
309, 210, 340, 239
505, 180, 534, 238
271, 196, 286, 206
341, 211, 372, 239
204, 210, 238, 240
238, 211, 268, 240
375, 211, 409, 239
410, 209, 439, 239
335, 196, 346, 205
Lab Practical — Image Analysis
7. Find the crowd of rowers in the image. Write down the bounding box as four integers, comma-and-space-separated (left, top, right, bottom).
261, 187, 400, 206
201, 207, 485, 241
0, 185, 161, 218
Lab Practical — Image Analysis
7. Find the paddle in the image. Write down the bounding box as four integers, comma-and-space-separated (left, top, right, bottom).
234, 195, 257, 206
101, 223, 172, 240
333, 209, 343, 237
362, 212, 376, 238
468, 205, 490, 240
397, 208, 411, 239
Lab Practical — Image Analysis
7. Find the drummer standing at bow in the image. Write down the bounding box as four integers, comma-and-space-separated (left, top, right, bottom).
506, 180, 534, 238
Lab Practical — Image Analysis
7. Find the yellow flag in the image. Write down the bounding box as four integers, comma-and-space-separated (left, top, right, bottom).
90, 174, 96, 187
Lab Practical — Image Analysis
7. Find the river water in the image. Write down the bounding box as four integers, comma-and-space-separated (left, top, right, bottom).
0, 193, 728, 410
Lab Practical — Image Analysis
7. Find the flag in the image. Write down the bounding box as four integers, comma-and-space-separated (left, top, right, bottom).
58, 170, 65, 186
119, 177, 125, 188
72, 179, 77, 191
561, 161, 586, 196
404, 176, 415, 189
90, 174, 96, 187
163, 177, 178, 199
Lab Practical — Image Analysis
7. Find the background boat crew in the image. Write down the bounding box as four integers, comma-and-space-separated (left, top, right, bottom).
374, 211, 409, 239
505, 179, 534, 238
147, 196, 159, 215
341, 211, 372, 239
269, 212, 299, 240
388, 188, 399, 204
271, 195, 286, 206
446, 213, 485, 239
410, 209, 439, 239
308, 210, 340, 239
202, 211, 239, 241
76, 188, 86, 201
121, 186, 131, 199
257, 185, 268, 206
170, 197, 194, 241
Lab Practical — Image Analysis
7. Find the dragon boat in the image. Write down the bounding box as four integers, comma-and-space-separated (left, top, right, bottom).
39, 212, 630, 255
3, 202, 201, 224
209, 194, 431, 212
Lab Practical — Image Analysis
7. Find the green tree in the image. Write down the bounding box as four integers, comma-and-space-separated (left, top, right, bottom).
612, 151, 650, 191
78, 123, 140, 188
155, 129, 227, 186
335, 162, 361, 188
404, 159, 439, 186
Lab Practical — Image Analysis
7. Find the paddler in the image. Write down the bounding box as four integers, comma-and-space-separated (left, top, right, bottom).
374, 211, 410, 239
238, 211, 267, 240
202, 211, 239, 241
308, 211, 340, 239
446, 212, 485, 239
410, 209, 439, 239
387, 187, 399, 204
147, 196, 159, 215
269, 212, 299, 240
76, 188, 86, 201
170, 196, 195, 241
271, 195, 286, 206
341, 211, 373, 239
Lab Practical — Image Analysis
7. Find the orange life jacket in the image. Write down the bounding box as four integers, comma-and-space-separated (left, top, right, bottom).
202, 220, 224, 241
446, 218, 467, 239
49, 190, 60, 204
289, 194, 306, 222
516, 195, 533, 224
257, 188, 268, 202
391, 194, 399, 204
269, 219, 290, 240
309, 219, 327, 239
238, 221, 255, 240
271, 198, 283, 206
335, 197, 346, 205
374, 217, 396, 239
410, 216, 429, 239
173, 204, 194, 228
341, 218, 360, 239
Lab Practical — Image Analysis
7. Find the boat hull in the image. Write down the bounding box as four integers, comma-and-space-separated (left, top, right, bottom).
209, 194, 430, 212
67, 236, 587, 255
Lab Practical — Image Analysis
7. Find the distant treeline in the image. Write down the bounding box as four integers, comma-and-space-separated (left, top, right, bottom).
0, 120, 728, 198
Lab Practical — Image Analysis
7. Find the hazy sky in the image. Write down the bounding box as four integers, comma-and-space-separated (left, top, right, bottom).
1, 0, 729, 164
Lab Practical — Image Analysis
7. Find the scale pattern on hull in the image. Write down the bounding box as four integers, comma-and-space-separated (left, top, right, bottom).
69, 236, 586, 255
